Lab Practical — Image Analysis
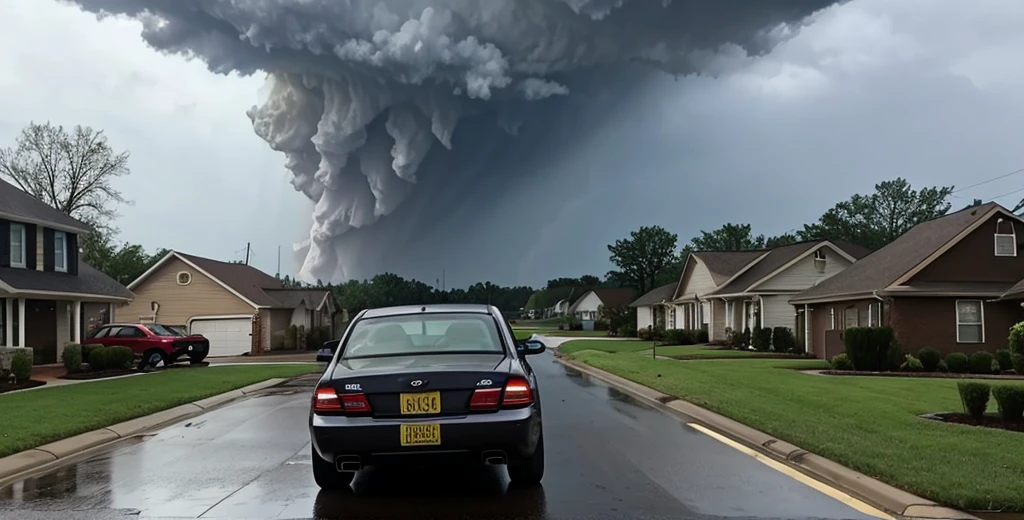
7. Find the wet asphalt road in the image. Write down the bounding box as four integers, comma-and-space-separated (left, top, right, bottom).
0, 352, 882, 520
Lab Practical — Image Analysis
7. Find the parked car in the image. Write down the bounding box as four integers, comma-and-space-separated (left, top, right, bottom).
309, 304, 546, 490
82, 323, 211, 370
317, 339, 341, 362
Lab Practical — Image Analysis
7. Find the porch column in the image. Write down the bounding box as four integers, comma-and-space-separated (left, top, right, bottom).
5, 298, 12, 347
17, 298, 26, 349
804, 304, 811, 354
73, 300, 82, 343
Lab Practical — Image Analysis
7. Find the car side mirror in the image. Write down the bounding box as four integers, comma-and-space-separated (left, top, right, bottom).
517, 339, 546, 356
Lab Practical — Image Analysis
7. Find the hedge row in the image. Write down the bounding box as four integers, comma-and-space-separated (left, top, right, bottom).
958, 381, 1024, 420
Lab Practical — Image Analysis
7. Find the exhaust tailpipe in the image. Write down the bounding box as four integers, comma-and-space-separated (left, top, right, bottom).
336, 455, 361, 472
481, 450, 507, 465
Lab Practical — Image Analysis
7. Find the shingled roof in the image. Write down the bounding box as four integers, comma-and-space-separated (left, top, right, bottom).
709, 240, 873, 296
629, 283, 676, 307
791, 203, 1012, 304
689, 250, 767, 285
0, 178, 91, 233
0, 260, 133, 300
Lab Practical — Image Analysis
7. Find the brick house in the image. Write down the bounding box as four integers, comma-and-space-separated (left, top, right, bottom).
790, 203, 1024, 359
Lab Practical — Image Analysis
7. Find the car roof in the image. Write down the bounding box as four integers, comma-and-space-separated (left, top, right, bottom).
360, 304, 495, 319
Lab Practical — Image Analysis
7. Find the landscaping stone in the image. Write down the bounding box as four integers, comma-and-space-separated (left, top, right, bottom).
0, 347, 33, 371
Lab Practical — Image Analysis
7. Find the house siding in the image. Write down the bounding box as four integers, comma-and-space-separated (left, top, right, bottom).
572, 292, 603, 319
761, 295, 795, 331
115, 256, 255, 325
35, 226, 44, 272
637, 306, 653, 330
676, 259, 718, 300
804, 299, 880, 359
710, 299, 727, 341
756, 245, 854, 291
909, 214, 1024, 283
889, 297, 1020, 355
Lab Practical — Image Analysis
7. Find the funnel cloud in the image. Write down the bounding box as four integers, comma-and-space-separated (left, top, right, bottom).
67, 0, 838, 283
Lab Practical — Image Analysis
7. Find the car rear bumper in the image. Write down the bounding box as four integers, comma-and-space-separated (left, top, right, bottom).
170, 341, 209, 360
310, 405, 542, 468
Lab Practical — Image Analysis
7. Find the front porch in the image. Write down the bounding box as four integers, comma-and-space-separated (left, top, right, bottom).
0, 296, 116, 365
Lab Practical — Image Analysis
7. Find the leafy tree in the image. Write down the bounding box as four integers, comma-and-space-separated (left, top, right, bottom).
579, 274, 601, 286
607, 225, 680, 295
0, 122, 131, 253
798, 178, 953, 250
83, 243, 169, 286
763, 233, 798, 248
688, 223, 763, 251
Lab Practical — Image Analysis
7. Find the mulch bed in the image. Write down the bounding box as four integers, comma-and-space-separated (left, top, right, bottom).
822, 370, 1024, 380
162, 362, 210, 369
670, 353, 814, 361
0, 379, 46, 394
61, 368, 137, 380
922, 412, 1024, 433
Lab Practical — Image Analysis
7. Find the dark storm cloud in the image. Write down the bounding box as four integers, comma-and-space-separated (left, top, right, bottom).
64, 0, 837, 282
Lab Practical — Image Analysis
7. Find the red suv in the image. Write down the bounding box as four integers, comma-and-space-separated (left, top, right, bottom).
82, 323, 210, 369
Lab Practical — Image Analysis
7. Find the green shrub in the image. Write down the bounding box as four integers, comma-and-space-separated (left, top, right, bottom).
638, 326, 653, 341
772, 327, 796, 353
945, 352, 969, 373
81, 343, 99, 364
696, 329, 709, 344
284, 325, 298, 349
62, 344, 83, 373
1013, 353, 1024, 374
662, 329, 695, 346
885, 344, 904, 371
992, 385, 1024, 421
995, 349, 1013, 372
10, 350, 32, 383
618, 323, 637, 337
88, 346, 110, 371
844, 327, 893, 372
830, 353, 854, 371
593, 320, 609, 331
651, 326, 666, 341
751, 327, 772, 351
936, 359, 949, 373
742, 327, 751, 347
917, 347, 940, 372
957, 381, 991, 419
900, 354, 923, 372
106, 346, 135, 370
1009, 321, 1024, 356
968, 351, 995, 374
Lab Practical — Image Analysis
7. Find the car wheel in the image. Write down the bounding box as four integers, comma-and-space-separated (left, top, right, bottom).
311, 446, 354, 490
188, 354, 207, 365
507, 434, 545, 486
138, 350, 165, 372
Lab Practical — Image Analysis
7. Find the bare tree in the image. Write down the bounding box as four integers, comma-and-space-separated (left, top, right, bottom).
0, 122, 131, 238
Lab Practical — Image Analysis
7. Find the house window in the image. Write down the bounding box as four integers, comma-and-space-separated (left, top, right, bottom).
829, 307, 835, 330
994, 219, 1017, 257
813, 249, 827, 273
9, 224, 25, 268
667, 307, 676, 329
956, 300, 984, 343
176, 272, 192, 285
54, 231, 67, 272
844, 306, 858, 329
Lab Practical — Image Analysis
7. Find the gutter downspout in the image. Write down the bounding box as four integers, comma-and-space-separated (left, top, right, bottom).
871, 290, 885, 327
804, 304, 811, 355
758, 295, 765, 329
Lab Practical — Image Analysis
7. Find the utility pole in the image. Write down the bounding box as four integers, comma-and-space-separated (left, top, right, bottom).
442, 269, 446, 292
245, 242, 251, 266
277, 245, 281, 276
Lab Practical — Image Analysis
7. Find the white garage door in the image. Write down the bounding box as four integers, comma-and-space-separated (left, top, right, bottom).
190, 318, 252, 357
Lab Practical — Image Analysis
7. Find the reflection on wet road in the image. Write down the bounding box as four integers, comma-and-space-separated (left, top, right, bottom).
0, 352, 882, 520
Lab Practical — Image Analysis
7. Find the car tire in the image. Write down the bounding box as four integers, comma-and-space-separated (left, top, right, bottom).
138, 350, 166, 372
507, 434, 545, 486
188, 355, 206, 365
311, 446, 354, 490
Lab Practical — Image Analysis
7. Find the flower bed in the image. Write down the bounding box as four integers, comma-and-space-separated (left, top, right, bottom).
60, 368, 137, 380
922, 412, 1024, 433
0, 379, 46, 394
819, 370, 1024, 380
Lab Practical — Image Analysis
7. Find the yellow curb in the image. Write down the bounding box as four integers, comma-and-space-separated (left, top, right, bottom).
553, 355, 979, 520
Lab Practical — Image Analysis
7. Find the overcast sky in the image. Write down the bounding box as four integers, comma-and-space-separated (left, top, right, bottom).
2, 0, 1023, 288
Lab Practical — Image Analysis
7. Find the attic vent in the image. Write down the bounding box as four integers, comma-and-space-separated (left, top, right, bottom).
176, 271, 193, 285
994, 218, 1017, 257
813, 249, 827, 273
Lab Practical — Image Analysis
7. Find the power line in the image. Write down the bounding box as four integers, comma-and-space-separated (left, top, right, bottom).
986, 186, 1024, 201
951, 166, 1024, 195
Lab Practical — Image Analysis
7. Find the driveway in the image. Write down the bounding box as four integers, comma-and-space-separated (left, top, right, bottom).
0, 352, 885, 520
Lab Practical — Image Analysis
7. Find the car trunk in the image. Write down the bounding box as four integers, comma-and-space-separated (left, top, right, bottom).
330, 353, 512, 417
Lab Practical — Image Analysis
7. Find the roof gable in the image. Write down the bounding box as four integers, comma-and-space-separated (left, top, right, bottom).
710, 240, 866, 296
630, 283, 675, 307
792, 203, 1012, 303
673, 250, 765, 300
128, 251, 284, 308
0, 179, 91, 233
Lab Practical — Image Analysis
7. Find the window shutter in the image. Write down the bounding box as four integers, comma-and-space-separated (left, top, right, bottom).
67, 233, 79, 275
43, 228, 55, 271
25, 224, 37, 270
0, 220, 9, 268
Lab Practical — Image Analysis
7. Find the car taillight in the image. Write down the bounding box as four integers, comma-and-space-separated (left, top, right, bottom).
501, 377, 534, 408
312, 387, 341, 412
340, 393, 372, 415
469, 388, 501, 411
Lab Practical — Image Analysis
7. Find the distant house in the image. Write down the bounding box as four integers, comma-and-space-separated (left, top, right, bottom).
569, 287, 638, 321
629, 283, 676, 330
790, 203, 1024, 359
119, 251, 338, 357
0, 179, 133, 365
669, 241, 870, 343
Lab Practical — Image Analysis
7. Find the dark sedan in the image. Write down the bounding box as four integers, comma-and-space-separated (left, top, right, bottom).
309, 304, 546, 490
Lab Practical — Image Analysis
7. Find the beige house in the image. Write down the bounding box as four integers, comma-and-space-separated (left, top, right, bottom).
118, 251, 337, 357
670, 241, 871, 342
0, 180, 133, 365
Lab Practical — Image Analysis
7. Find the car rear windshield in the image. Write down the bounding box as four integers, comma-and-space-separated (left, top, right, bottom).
147, 324, 183, 336
341, 313, 506, 359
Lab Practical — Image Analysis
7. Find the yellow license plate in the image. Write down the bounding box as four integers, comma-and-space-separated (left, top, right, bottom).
399, 391, 441, 415
400, 423, 440, 446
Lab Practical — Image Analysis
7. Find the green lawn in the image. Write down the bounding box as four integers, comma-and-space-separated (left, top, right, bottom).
568, 346, 1024, 512
0, 364, 320, 458
558, 339, 657, 355
514, 329, 617, 340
